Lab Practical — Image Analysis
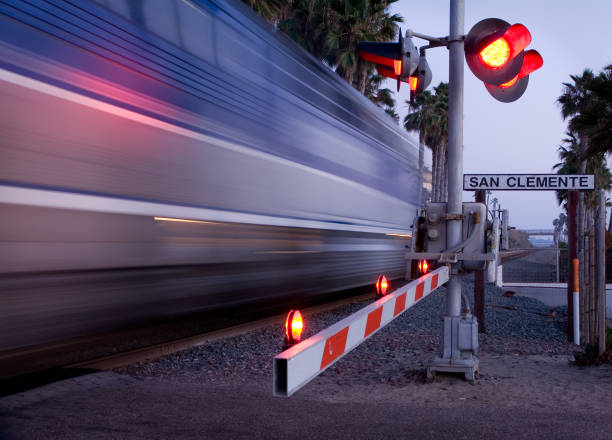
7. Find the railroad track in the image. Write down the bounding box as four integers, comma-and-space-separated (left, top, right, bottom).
1, 288, 377, 396
499, 249, 535, 264
71, 292, 374, 371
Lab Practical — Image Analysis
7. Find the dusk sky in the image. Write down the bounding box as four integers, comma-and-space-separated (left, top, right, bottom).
390, 0, 612, 230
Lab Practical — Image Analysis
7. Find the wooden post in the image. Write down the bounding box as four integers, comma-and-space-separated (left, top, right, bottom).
585, 212, 591, 344
589, 211, 596, 345
597, 190, 607, 355
586, 212, 593, 344
474, 189, 486, 333
567, 191, 577, 342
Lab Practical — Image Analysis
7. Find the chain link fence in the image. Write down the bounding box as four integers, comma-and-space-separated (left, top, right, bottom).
502, 248, 566, 283
502, 247, 612, 284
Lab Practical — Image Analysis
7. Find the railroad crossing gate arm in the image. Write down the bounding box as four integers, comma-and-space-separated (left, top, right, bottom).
273, 266, 449, 396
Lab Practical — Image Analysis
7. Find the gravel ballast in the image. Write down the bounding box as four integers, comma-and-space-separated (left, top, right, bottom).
117, 275, 576, 385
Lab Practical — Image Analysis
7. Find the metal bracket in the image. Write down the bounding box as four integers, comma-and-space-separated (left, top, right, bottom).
443, 213, 464, 221
407, 29, 449, 46
439, 253, 458, 264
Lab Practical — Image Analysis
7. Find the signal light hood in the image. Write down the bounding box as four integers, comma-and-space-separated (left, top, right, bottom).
484, 50, 543, 102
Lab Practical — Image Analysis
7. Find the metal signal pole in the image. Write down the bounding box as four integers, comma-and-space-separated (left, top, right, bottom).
446, 0, 464, 320
428, 0, 479, 381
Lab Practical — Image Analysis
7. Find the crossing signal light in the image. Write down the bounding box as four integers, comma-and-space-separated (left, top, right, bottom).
465, 18, 542, 102
409, 52, 432, 105
359, 29, 419, 92
284, 310, 304, 347
375, 275, 389, 296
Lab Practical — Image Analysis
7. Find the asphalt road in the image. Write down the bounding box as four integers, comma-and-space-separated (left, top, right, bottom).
1, 372, 610, 440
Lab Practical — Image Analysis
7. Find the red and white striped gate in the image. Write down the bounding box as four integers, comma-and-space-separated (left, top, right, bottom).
273, 266, 449, 396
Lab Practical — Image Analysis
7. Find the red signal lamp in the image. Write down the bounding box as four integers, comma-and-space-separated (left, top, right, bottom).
477, 23, 531, 70
393, 59, 402, 76
485, 49, 543, 102
418, 259, 430, 274
284, 310, 304, 348
466, 17, 542, 102
408, 76, 418, 92
359, 29, 419, 92
375, 275, 389, 297
466, 18, 527, 86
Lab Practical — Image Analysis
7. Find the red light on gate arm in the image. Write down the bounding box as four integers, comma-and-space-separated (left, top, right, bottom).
375, 275, 389, 296
418, 260, 429, 274
478, 23, 531, 69
285, 310, 304, 345
408, 76, 418, 92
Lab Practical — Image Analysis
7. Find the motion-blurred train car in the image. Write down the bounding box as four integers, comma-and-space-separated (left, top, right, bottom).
0, 0, 421, 353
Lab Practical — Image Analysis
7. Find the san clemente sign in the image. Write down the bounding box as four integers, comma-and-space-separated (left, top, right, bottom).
463, 174, 595, 191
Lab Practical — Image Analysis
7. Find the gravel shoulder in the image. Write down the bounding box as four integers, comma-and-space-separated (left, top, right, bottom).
2, 276, 611, 439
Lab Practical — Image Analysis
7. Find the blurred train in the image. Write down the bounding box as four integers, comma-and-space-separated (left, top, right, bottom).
0, 0, 421, 354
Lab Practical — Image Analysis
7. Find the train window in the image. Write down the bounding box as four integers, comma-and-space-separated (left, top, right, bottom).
141, 2, 182, 46
91, 0, 214, 66
90, 0, 129, 16
176, 1, 215, 64
214, 20, 268, 82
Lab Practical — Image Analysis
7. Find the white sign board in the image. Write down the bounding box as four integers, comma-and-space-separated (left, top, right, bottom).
463, 174, 594, 191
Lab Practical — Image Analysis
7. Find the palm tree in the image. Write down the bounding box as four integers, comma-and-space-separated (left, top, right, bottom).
404, 90, 433, 201
243, 0, 290, 23
552, 132, 581, 206
571, 65, 612, 158
278, 0, 402, 105
404, 82, 448, 202
557, 70, 598, 303
362, 68, 399, 121
277, 0, 332, 59
553, 131, 611, 208
325, 0, 402, 87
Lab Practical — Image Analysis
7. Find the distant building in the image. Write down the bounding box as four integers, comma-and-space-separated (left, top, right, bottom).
422, 166, 432, 204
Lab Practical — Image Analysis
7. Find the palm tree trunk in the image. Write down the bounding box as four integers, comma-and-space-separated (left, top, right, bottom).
357, 62, 368, 94
418, 140, 425, 204
342, 68, 355, 86
431, 144, 438, 202
578, 137, 587, 337
436, 144, 445, 202
434, 144, 442, 202
442, 147, 448, 202
587, 209, 597, 344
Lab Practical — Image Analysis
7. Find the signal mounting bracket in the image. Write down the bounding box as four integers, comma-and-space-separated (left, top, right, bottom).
406, 29, 449, 47
405, 252, 496, 262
